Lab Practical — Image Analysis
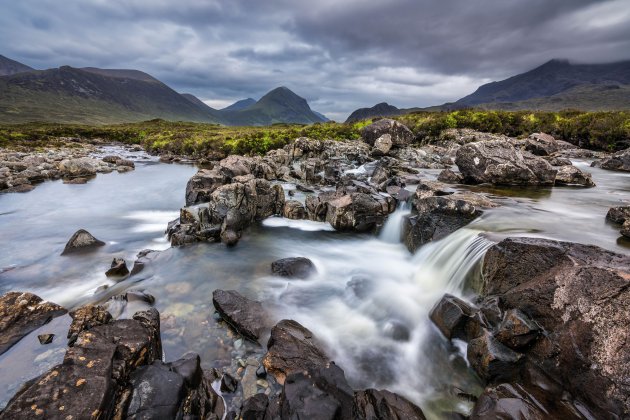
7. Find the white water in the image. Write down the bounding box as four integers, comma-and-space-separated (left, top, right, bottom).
379, 201, 412, 243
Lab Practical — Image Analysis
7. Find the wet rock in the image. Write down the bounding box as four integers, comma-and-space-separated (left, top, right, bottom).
622, 220, 630, 238
346, 275, 374, 300
283, 200, 306, 220
373, 134, 393, 155
437, 168, 464, 183
126, 361, 186, 418
241, 394, 269, 420
326, 192, 393, 232
361, 119, 414, 148
455, 140, 557, 185
353, 389, 427, 420
606, 205, 630, 224
221, 229, 240, 246
221, 372, 238, 393
0, 292, 67, 355
67, 305, 113, 342
263, 319, 328, 385
1, 308, 162, 419
129, 249, 159, 276
271, 257, 317, 279
61, 229, 105, 255
212, 290, 269, 343
480, 237, 630, 416
105, 257, 129, 277
429, 294, 484, 342
241, 365, 258, 400
63, 177, 88, 184
403, 196, 481, 252
38, 333, 55, 345
592, 147, 630, 172
554, 165, 595, 187
467, 330, 523, 383
524, 133, 559, 156
185, 168, 227, 205
494, 309, 541, 350
256, 365, 267, 378
382, 320, 411, 342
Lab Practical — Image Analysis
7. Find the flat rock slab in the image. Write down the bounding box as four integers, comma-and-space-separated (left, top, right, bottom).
212, 289, 270, 343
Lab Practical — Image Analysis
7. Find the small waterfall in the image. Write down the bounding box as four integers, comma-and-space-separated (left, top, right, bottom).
379, 201, 412, 243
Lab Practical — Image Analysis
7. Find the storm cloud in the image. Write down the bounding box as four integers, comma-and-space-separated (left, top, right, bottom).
1, 0, 629, 120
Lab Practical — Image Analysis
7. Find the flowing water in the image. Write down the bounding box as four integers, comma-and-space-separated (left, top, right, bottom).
0, 149, 628, 417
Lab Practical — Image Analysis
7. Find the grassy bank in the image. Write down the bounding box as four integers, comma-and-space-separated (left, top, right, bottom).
1, 110, 628, 157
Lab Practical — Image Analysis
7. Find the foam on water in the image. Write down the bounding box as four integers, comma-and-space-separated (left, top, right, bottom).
262, 216, 336, 231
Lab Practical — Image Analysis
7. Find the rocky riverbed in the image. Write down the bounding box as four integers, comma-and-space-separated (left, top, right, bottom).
0, 120, 629, 419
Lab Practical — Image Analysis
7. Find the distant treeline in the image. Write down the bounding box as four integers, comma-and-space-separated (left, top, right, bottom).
1, 110, 628, 157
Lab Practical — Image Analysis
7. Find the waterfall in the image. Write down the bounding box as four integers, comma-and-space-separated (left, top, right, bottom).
379, 201, 412, 243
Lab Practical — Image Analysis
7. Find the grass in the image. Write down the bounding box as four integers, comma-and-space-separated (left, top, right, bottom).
1, 110, 629, 157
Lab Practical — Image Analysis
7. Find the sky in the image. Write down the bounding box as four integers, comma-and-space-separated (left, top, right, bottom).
1, 0, 630, 121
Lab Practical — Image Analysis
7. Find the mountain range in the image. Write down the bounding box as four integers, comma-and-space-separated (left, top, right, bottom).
346, 59, 630, 121
0, 55, 327, 125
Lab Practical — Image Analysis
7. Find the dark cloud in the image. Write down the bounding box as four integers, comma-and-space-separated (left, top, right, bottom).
1, 0, 629, 120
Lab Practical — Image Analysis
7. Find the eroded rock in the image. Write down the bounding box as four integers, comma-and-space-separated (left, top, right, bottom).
62, 229, 105, 255
212, 290, 269, 343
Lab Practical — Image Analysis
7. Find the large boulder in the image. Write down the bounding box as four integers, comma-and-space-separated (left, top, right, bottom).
524, 133, 558, 156
592, 148, 630, 172
353, 389, 426, 420
212, 290, 270, 343
554, 165, 595, 187
58, 157, 98, 178
361, 119, 414, 148
455, 140, 557, 185
62, 229, 105, 255
271, 257, 317, 279
185, 168, 228, 205
606, 205, 630, 224
0, 292, 67, 355
479, 237, 630, 417
325, 192, 393, 232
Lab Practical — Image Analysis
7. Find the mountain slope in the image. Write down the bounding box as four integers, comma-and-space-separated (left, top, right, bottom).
0, 55, 34, 76
221, 98, 256, 112
345, 102, 403, 122
454, 59, 630, 110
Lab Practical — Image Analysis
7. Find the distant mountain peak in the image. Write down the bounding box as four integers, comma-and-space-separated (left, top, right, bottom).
221, 98, 256, 112
0, 54, 34, 76
345, 102, 401, 123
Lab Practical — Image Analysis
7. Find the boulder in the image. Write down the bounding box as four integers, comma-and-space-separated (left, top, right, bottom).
58, 157, 98, 177
455, 140, 557, 185
0, 292, 67, 355
271, 257, 317, 279
263, 319, 329, 385
524, 133, 558, 156
212, 290, 269, 343
554, 165, 595, 187
62, 229, 105, 255
283, 200, 306, 220
67, 305, 113, 342
185, 168, 227, 206
622, 220, 630, 238
126, 361, 186, 418
105, 257, 129, 277
479, 237, 630, 416
429, 294, 485, 342
361, 119, 414, 147
326, 192, 392, 232
373, 134, 393, 155
606, 206, 630, 224
592, 148, 630, 172
353, 389, 427, 420
241, 394, 269, 420
494, 309, 541, 350
437, 168, 464, 183
467, 330, 523, 383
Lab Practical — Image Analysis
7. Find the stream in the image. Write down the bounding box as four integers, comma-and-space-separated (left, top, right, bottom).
0, 147, 628, 418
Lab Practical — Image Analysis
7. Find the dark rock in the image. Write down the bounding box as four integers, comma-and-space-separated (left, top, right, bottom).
212, 289, 269, 343
221, 373, 238, 393
67, 305, 112, 342
256, 365, 267, 378
185, 168, 227, 206
467, 330, 523, 383
127, 361, 186, 419
61, 229, 105, 255
494, 309, 540, 350
271, 257, 317, 279
437, 168, 464, 183
241, 394, 269, 420
220, 229, 240, 246
606, 205, 630, 224
326, 192, 393, 232
361, 119, 414, 148
129, 249, 159, 276
283, 200, 306, 220
524, 133, 558, 156
622, 220, 630, 238
480, 237, 630, 416
0, 292, 66, 355
455, 140, 557, 185
263, 319, 329, 385
37, 333, 54, 345
403, 196, 481, 252
382, 320, 411, 342
429, 294, 484, 342
105, 257, 129, 277
593, 147, 630, 172
353, 389, 426, 420
554, 165, 595, 187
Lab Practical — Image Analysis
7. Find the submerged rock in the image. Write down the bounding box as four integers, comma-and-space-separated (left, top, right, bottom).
0, 292, 67, 355
212, 289, 269, 343
271, 257, 317, 279
61, 229, 105, 255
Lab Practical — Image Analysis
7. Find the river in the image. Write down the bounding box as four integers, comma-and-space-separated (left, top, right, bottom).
0, 147, 628, 417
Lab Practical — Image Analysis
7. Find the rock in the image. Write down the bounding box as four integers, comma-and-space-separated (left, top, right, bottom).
0, 292, 67, 355
271, 257, 317, 279
479, 237, 630, 416
129, 249, 159, 276
467, 330, 523, 383
220, 372, 238, 393
524, 133, 558, 156
593, 147, 630, 172
58, 157, 98, 177
283, 200, 306, 220
61, 229, 106, 255
403, 196, 481, 252
455, 140, 557, 185
543, 155, 572, 166
622, 220, 630, 238
263, 319, 328, 385
1, 309, 162, 419
63, 177, 88, 184
241, 394, 269, 420
437, 168, 464, 183
373, 134, 393, 155
212, 290, 269, 343
606, 206, 630, 224
116, 158, 134, 168
429, 294, 484, 342
67, 305, 113, 342
185, 168, 227, 206
353, 389, 427, 420
494, 309, 540, 350
554, 165, 595, 187
382, 320, 411, 342
221, 229, 240, 246
38, 333, 55, 345
105, 257, 129, 277
127, 361, 186, 418
326, 192, 392, 232
361, 119, 414, 148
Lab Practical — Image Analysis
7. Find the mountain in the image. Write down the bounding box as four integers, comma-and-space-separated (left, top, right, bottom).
0, 55, 34, 76
345, 102, 403, 122
0, 65, 222, 124
220, 87, 327, 125
452, 59, 630, 111
221, 98, 256, 112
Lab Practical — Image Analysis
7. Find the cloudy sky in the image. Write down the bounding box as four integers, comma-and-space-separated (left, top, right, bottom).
2, 0, 629, 120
